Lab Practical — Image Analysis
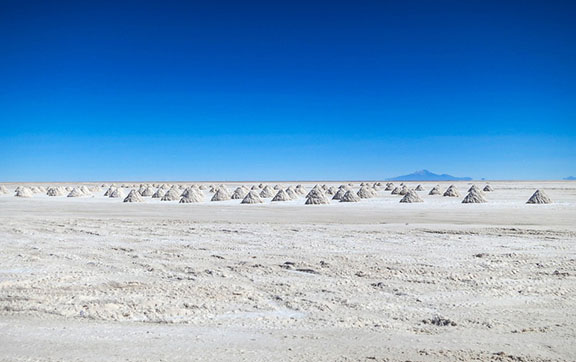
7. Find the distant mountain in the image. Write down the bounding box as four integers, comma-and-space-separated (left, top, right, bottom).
388, 169, 472, 181
564, 176, 576, 180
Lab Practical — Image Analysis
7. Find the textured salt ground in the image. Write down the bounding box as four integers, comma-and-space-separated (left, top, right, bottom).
0, 181, 576, 361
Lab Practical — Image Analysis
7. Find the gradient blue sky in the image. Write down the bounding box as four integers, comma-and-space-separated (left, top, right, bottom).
1, 0, 575, 181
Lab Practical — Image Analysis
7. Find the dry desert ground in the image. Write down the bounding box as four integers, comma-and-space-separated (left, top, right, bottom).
1, 181, 575, 361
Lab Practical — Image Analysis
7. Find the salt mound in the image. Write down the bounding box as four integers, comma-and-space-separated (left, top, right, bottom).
123, 190, 144, 203
400, 190, 423, 203
272, 189, 290, 202
67, 188, 84, 198
332, 188, 347, 200
428, 186, 441, 195
211, 189, 231, 201
0, 185, 8, 194
161, 189, 181, 201
443, 185, 461, 197
179, 193, 201, 203
47, 187, 65, 196
15, 187, 33, 198
295, 185, 307, 195
80, 185, 91, 194
468, 185, 482, 193
415, 185, 424, 191
391, 187, 401, 195
241, 190, 263, 204
325, 186, 337, 196
285, 186, 298, 200
527, 189, 552, 204
187, 188, 205, 202
398, 186, 409, 195
199, 184, 208, 190
305, 189, 329, 205
231, 187, 248, 199
104, 187, 115, 197
306, 185, 321, 198
140, 186, 155, 197
385, 183, 394, 191
260, 185, 275, 198
340, 190, 360, 202
357, 186, 376, 199
483, 184, 494, 192
152, 188, 166, 198
462, 190, 487, 203
109, 188, 124, 198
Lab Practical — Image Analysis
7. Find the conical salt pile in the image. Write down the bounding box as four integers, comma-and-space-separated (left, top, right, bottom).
47, 187, 65, 196
260, 185, 275, 198
295, 186, 307, 195
400, 190, 423, 203
527, 189, 552, 204
123, 190, 144, 203
305, 189, 329, 205
152, 188, 166, 198
241, 190, 263, 204
325, 186, 337, 196
468, 185, 482, 193
443, 185, 460, 197
104, 187, 115, 197
211, 188, 231, 201
231, 187, 248, 199
285, 186, 298, 200
462, 190, 487, 203
332, 188, 347, 200
179, 194, 201, 203
391, 187, 401, 195
0, 185, 8, 194
67, 188, 84, 198
141, 186, 155, 197
272, 189, 290, 202
199, 184, 208, 190
109, 188, 124, 198
186, 188, 204, 202
483, 184, 494, 192
385, 183, 394, 191
398, 186, 410, 195
15, 187, 33, 198
429, 186, 441, 195
274, 184, 282, 190
161, 189, 180, 201
340, 190, 360, 202
357, 186, 376, 199
415, 185, 424, 191
80, 185, 91, 194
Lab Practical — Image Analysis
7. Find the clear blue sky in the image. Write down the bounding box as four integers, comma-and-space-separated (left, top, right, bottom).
1, 0, 575, 181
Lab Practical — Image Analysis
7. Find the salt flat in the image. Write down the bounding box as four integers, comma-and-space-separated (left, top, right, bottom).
1, 181, 575, 361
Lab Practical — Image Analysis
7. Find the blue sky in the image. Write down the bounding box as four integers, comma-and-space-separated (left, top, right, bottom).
1, 0, 575, 181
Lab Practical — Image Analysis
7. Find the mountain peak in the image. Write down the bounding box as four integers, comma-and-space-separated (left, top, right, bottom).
388, 170, 472, 181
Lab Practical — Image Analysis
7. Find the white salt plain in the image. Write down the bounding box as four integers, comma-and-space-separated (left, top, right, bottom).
1, 181, 575, 361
